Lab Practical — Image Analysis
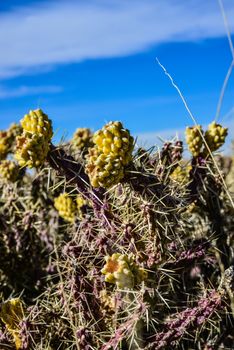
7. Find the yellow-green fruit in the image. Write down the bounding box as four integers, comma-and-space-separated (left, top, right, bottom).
0, 130, 10, 160
0, 160, 19, 182
71, 128, 93, 151
101, 253, 147, 289
86, 121, 134, 188
170, 164, 191, 184
185, 125, 203, 157
54, 193, 77, 223
93, 121, 134, 165
21, 109, 53, 141
204, 121, 228, 152
15, 133, 50, 168
86, 148, 125, 188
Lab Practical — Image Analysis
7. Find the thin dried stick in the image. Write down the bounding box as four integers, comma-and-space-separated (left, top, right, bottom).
156, 57, 234, 209
216, 0, 234, 120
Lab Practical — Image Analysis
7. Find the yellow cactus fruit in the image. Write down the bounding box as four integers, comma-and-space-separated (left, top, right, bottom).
76, 194, 88, 219
71, 128, 93, 151
101, 253, 147, 289
21, 109, 53, 141
15, 133, 50, 168
93, 121, 134, 165
185, 125, 203, 157
86, 121, 134, 188
0, 160, 19, 182
204, 121, 228, 153
0, 124, 23, 159
0, 130, 10, 160
86, 148, 125, 188
54, 193, 77, 223
170, 164, 191, 184
0, 298, 24, 350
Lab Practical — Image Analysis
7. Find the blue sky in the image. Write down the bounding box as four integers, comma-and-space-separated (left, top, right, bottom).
0, 0, 234, 147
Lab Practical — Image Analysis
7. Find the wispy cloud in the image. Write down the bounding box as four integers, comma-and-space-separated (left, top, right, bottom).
0, 0, 233, 79
0, 85, 63, 98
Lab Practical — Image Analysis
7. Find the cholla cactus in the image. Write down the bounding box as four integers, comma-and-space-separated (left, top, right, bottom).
0, 298, 24, 350
54, 193, 77, 223
15, 133, 50, 168
101, 253, 147, 289
185, 125, 203, 157
86, 121, 134, 188
0, 160, 19, 182
1, 111, 234, 349
20, 109, 53, 141
204, 121, 228, 153
71, 127, 93, 152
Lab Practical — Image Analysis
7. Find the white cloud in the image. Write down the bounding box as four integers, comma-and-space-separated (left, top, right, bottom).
0, 0, 233, 78
0, 85, 63, 98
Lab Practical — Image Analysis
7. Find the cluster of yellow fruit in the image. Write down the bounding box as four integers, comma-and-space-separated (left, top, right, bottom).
0, 298, 24, 350
170, 163, 192, 184
204, 122, 228, 154
185, 125, 203, 157
86, 121, 134, 188
15, 109, 53, 168
54, 193, 87, 223
0, 160, 19, 182
71, 127, 93, 152
185, 122, 228, 157
0, 130, 10, 160
101, 253, 147, 289
0, 124, 22, 160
